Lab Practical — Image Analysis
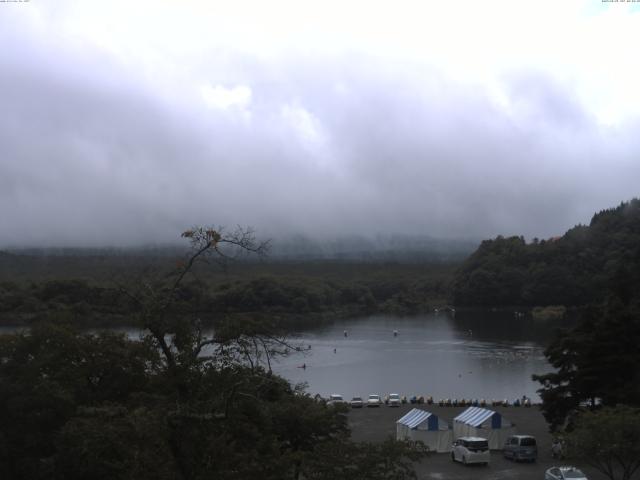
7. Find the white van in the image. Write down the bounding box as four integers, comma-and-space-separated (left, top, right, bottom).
451, 437, 490, 465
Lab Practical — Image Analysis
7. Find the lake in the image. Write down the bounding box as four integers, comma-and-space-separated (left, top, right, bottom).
274, 311, 561, 402
0, 310, 563, 402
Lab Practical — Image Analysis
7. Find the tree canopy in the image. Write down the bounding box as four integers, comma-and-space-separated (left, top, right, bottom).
533, 298, 640, 430
564, 406, 640, 480
452, 198, 640, 307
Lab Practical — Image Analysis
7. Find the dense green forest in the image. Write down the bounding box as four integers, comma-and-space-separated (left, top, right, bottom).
0, 255, 454, 328
452, 198, 640, 307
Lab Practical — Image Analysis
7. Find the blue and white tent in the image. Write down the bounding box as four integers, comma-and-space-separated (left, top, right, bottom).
396, 409, 452, 452
453, 407, 515, 449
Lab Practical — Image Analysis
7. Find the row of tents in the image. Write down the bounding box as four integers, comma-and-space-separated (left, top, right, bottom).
396, 406, 516, 453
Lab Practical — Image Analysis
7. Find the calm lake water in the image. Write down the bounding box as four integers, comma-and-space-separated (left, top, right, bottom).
0, 310, 565, 402
274, 312, 559, 402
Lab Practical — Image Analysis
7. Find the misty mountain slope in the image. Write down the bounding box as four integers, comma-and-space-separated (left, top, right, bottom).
266, 234, 478, 262
452, 198, 640, 307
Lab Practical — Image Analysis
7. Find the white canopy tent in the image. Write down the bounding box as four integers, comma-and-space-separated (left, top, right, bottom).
396, 409, 453, 453
453, 406, 516, 450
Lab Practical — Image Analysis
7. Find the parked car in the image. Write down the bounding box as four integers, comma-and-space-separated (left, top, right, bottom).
367, 394, 383, 407
503, 435, 537, 462
387, 393, 401, 407
327, 394, 345, 406
451, 437, 490, 466
350, 396, 364, 408
545, 466, 588, 480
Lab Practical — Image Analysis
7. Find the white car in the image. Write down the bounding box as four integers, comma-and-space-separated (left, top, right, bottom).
451, 437, 490, 465
545, 466, 588, 480
367, 394, 383, 407
350, 396, 364, 408
387, 393, 401, 407
327, 394, 345, 406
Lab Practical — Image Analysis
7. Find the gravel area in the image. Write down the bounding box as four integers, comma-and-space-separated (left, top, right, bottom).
348, 404, 614, 480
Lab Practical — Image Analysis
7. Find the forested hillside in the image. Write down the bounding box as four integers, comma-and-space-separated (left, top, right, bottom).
452, 199, 640, 307
0, 259, 453, 328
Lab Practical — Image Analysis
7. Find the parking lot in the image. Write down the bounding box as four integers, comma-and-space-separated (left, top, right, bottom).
348, 404, 609, 479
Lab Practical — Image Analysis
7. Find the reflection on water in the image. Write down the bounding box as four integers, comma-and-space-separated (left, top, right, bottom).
275, 313, 559, 401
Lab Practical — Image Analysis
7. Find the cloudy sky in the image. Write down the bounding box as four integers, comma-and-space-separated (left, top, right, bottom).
1, 0, 639, 247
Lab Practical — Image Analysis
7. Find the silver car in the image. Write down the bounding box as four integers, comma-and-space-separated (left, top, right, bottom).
503, 435, 537, 462
545, 466, 588, 480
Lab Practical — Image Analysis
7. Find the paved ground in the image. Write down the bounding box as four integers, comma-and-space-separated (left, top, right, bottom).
348, 404, 612, 480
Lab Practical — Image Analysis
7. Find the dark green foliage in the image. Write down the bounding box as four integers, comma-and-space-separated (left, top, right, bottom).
0, 263, 454, 328
564, 406, 640, 480
0, 320, 426, 480
533, 298, 640, 430
453, 199, 640, 307
0, 321, 420, 480
55, 407, 175, 480
0, 323, 162, 480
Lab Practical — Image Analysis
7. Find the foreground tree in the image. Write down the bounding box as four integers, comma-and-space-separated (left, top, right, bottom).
533, 297, 640, 430
564, 406, 640, 480
0, 226, 427, 480
0, 322, 163, 480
